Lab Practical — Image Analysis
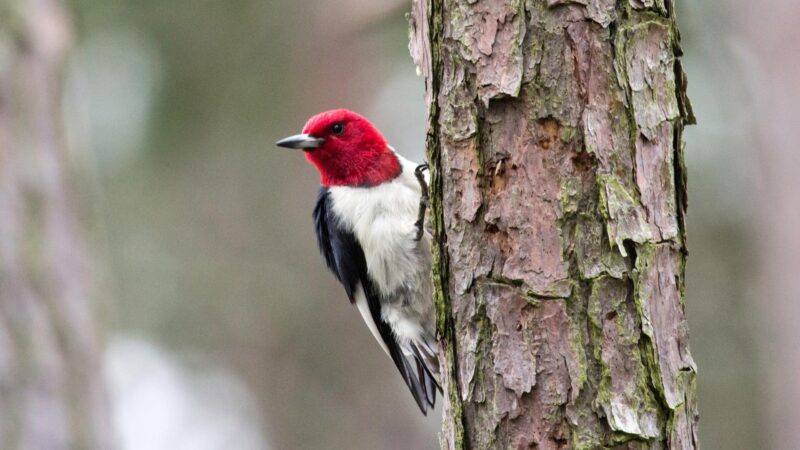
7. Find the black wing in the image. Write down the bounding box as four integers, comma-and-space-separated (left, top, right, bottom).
313, 188, 363, 302
312, 188, 437, 414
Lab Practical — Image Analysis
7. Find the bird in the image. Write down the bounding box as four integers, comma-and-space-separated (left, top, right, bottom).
276, 109, 440, 414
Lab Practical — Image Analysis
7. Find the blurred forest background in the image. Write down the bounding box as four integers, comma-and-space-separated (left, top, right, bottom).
7, 0, 798, 448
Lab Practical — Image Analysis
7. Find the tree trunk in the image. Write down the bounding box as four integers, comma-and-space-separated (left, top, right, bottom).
410, 0, 698, 448
0, 0, 112, 448
731, 3, 800, 450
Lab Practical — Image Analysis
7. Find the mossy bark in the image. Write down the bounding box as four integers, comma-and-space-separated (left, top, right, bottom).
410, 0, 697, 448
0, 0, 112, 448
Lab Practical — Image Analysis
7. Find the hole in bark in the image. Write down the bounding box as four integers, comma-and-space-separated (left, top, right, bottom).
571, 151, 596, 173
537, 117, 561, 150
605, 311, 618, 321
552, 436, 569, 448
490, 158, 510, 194
623, 239, 637, 265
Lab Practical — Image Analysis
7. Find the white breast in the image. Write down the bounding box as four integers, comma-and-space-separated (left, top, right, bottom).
328, 156, 424, 295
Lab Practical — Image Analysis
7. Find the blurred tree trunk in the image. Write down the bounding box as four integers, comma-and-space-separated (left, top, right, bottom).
0, 0, 112, 449
737, 2, 800, 449
410, 0, 697, 448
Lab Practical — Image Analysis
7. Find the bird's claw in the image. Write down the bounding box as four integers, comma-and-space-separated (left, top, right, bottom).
414, 163, 429, 242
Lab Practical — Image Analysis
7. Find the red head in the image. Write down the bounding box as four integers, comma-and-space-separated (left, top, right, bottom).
276, 109, 400, 187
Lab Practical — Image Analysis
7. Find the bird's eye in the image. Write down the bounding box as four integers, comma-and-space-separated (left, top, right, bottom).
331, 123, 345, 135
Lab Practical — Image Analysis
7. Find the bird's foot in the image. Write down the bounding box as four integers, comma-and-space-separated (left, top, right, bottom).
414, 163, 429, 242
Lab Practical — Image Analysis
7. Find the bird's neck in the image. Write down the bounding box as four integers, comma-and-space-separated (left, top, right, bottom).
315, 149, 402, 188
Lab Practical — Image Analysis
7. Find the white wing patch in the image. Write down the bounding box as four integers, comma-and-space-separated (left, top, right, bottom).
354, 285, 390, 357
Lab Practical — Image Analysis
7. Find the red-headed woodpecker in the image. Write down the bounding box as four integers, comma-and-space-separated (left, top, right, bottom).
276, 109, 440, 414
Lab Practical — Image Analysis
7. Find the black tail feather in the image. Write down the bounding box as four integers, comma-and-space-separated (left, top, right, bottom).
398, 352, 430, 414
411, 345, 441, 409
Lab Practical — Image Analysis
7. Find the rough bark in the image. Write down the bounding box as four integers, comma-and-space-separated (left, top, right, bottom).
410, 0, 697, 448
0, 0, 112, 448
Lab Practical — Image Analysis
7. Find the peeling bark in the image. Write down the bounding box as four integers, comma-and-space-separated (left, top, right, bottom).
0, 0, 112, 448
410, 0, 697, 448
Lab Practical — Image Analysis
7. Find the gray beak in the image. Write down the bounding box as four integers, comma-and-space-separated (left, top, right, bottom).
275, 133, 324, 150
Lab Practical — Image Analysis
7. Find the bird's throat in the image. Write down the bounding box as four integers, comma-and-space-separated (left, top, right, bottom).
314, 150, 401, 188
